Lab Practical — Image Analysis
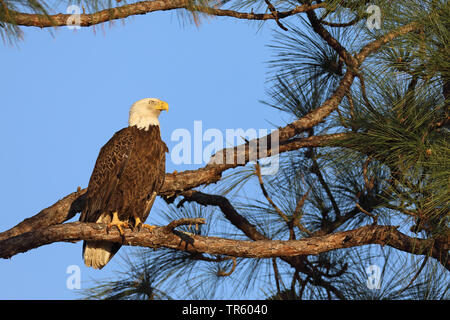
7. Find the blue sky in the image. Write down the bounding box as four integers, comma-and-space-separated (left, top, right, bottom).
0, 10, 285, 299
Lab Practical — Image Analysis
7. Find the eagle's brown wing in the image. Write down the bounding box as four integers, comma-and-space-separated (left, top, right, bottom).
79, 126, 167, 269
79, 127, 135, 224
138, 139, 168, 224
79, 127, 136, 269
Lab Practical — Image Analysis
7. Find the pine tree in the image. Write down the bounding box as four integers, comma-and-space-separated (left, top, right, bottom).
1, 0, 448, 300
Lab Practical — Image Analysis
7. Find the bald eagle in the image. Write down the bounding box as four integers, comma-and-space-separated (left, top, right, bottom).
79, 98, 169, 269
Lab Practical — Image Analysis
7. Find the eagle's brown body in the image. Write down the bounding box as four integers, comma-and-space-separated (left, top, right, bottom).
80, 125, 167, 269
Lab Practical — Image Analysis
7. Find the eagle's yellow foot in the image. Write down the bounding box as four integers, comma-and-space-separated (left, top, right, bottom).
107, 212, 129, 236
133, 216, 155, 232
142, 224, 156, 232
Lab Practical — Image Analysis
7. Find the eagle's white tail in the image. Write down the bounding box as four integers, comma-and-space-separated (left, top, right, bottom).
83, 241, 116, 269
82, 213, 120, 269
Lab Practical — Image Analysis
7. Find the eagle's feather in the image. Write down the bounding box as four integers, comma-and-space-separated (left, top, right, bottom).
80, 124, 167, 269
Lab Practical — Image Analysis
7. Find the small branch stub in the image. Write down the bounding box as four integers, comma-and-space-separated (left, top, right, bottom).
164, 218, 206, 232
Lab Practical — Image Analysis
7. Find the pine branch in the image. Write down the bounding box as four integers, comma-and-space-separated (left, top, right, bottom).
163, 217, 206, 232
3, 0, 324, 28
305, 9, 358, 69
263, 0, 288, 31
179, 190, 267, 241
309, 153, 342, 218
356, 22, 421, 64
216, 256, 236, 277
0, 221, 446, 271
255, 161, 290, 223
355, 202, 378, 225
320, 17, 360, 28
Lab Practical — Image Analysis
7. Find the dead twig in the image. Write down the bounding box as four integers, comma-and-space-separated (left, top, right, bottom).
355, 202, 378, 225
164, 218, 206, 232
264, 0, 288, 31
217, 257, 237, 277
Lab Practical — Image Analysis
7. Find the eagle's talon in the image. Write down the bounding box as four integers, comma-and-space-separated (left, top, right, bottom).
133, 216, 155, 232
133, 216, 143, 232
142, 224, 156, 232
107, 212, 129, 236
107, 221, 128, 236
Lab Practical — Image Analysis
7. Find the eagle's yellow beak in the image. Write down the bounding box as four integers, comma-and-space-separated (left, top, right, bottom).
156, 100, 169, 111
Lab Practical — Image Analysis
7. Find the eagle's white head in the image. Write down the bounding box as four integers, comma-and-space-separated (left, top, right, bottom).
128, 98, 169, 130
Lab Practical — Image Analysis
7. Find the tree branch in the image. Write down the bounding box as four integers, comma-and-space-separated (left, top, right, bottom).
179, 190, 267, 241
3, 0, 324, 28
0, 189, 86, 241
1, 222, 446, 271
305, 9, 358, 69
356, 22, 421, 64
163, 217, 205, 232
263, 0, 288, 31
255, 161, 290, 223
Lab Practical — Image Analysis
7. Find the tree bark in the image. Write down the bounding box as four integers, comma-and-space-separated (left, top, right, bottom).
1, 221, 447, 271
3, 1, 324, 28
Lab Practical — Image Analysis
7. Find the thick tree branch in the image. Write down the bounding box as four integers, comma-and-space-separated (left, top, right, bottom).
276, 71, 355, 141
177, 190, 449, 272
3, 0, 324, 28
1, 222, 447, 271
0, 189, 86, 241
